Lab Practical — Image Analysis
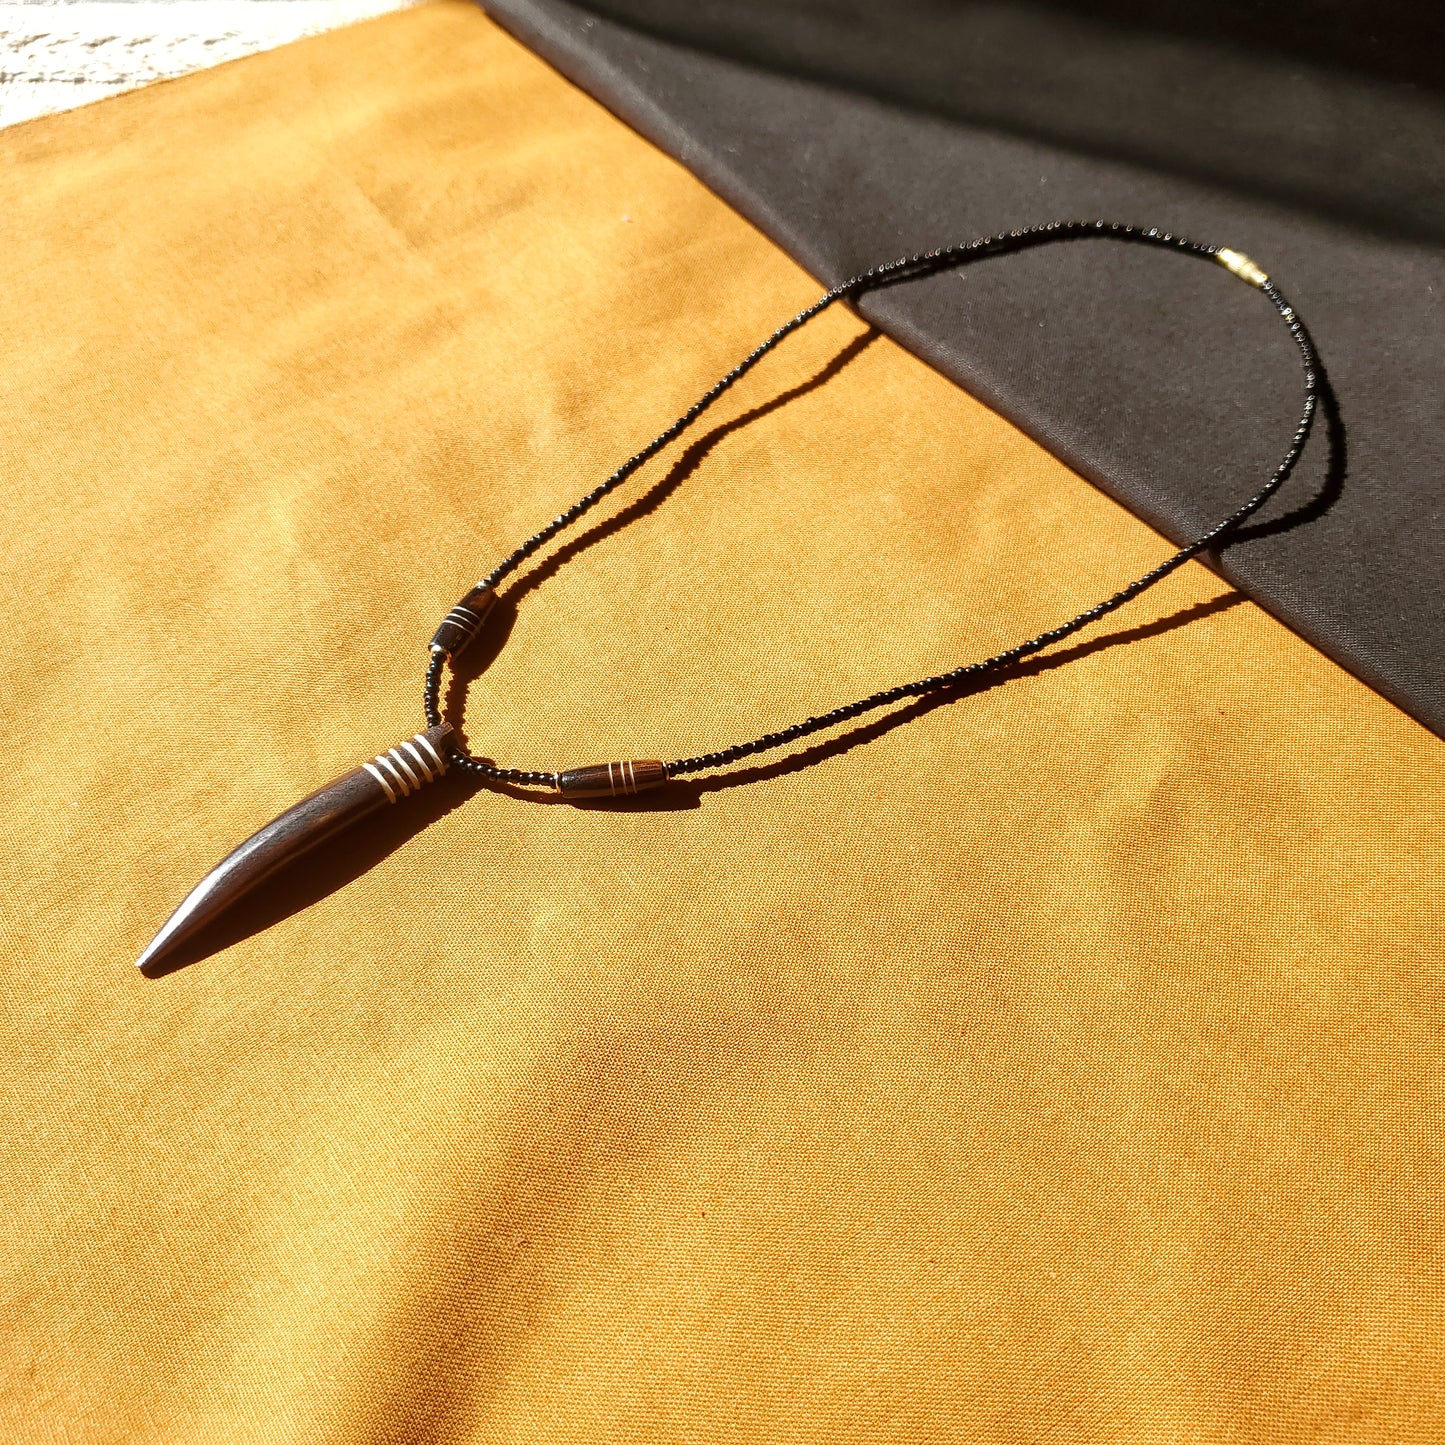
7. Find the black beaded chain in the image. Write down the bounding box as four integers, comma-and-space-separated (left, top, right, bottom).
423, 220, 1319, 790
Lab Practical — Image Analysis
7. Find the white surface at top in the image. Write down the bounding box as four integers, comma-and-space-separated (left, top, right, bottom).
0, 1, 415, 129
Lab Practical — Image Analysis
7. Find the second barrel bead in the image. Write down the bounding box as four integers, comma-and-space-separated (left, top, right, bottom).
557, 760, 668, 800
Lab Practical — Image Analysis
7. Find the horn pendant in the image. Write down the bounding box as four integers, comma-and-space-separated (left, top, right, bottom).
136, 723, 453, 973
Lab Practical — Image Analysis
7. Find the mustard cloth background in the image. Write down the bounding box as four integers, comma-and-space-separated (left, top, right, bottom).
1, 3, 1442, 1441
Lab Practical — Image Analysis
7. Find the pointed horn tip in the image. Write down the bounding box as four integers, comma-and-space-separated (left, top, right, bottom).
135, 932, 172, 974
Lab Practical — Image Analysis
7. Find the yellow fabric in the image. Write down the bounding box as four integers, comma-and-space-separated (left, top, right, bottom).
1, 4, 1441, 1440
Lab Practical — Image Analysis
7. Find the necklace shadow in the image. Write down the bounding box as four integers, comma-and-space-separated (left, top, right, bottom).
437, 326, 886, 752
142, 324, 1343, 977
142, 587, 1243, 979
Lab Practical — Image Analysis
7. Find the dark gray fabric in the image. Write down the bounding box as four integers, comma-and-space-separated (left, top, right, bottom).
480, 0, 1445, 737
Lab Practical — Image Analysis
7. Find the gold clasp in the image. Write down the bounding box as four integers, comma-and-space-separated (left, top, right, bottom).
1216, 248, 1269, 288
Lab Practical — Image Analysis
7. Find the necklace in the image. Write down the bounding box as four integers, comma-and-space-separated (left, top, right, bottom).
136, 221, 1320, 974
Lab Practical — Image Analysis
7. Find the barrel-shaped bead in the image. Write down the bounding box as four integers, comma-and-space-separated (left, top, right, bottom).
430, 584, 497, 658
557, 760, 668, 800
